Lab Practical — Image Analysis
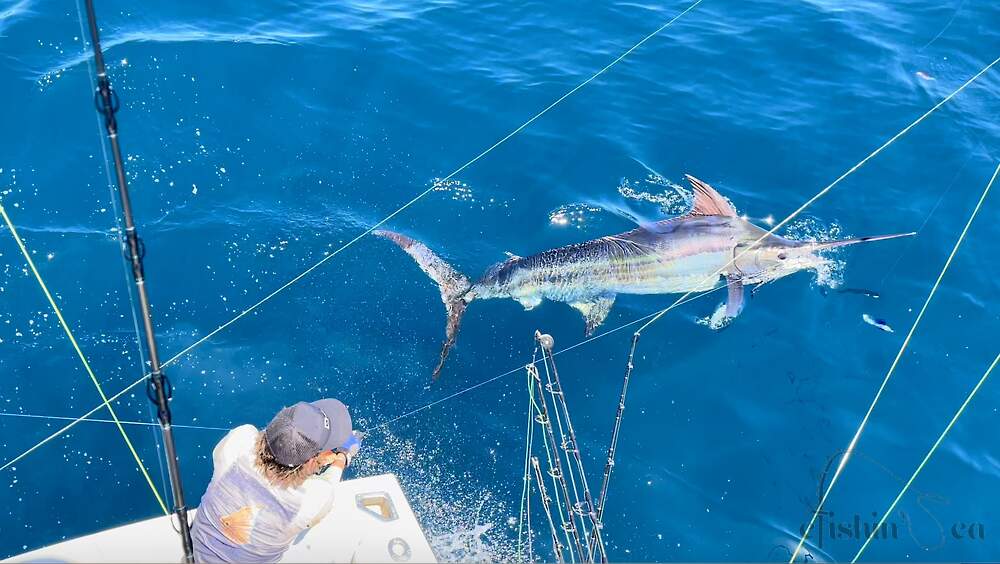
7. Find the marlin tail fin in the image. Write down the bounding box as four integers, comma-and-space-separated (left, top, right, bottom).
374, 230, 472, 379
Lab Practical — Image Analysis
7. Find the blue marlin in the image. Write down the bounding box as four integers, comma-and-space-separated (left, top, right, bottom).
377, 175, 913, 378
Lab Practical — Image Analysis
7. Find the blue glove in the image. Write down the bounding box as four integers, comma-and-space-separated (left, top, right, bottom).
338, 431, 363, 466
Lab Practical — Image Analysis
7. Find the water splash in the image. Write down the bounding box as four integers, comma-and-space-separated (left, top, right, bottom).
782, 217, 845, 242
351, 421, 517, 562
547, 174, 689, 232
812, 257, 845, 289
429, 522, 504, 562
617, 173, 689, 216
696, 302, 730, 330
783, 217, 847, 289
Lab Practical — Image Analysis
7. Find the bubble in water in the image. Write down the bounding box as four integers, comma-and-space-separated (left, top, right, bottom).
617, 174, 689, 216
430, 522, 503, 562
812, 257, 845, 289
432, 178, 474, 202
783, 218, 847, 289
548, 203, 601, 228
782, 217, 845, 242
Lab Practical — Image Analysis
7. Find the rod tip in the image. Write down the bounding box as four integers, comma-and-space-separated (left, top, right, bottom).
537, 333, 555, 350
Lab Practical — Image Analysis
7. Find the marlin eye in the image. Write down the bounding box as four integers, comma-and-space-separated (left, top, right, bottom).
777, 253, 787, 260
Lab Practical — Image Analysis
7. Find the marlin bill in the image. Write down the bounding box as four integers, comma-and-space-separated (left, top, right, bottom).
376, 175, 914, 379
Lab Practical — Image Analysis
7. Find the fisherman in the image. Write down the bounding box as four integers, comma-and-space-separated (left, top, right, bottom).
191, 399, 362, 563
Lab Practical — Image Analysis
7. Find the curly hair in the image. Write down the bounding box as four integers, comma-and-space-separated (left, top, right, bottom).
253, 432, 323, 489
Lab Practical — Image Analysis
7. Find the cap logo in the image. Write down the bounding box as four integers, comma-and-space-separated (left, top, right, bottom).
324, 416, 330, 430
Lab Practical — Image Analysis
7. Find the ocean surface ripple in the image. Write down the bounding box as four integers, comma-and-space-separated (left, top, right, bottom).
0, 0, 997, 561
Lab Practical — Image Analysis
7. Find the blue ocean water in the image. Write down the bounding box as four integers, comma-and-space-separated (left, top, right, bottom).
1, 0, 998, 560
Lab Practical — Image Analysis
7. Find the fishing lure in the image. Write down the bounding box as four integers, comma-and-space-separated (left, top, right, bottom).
862, 313, 893, 333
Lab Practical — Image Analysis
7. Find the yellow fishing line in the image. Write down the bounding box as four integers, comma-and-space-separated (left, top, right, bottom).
0, 203, 169, 515
852, 352, 1000, 562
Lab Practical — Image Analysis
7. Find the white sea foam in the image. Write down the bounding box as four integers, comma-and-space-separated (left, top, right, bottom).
617, 173, 689, 216
351, 422, 517, 562
782, 217, 845, 242
783, 218, 847, 289
546, 174, 688, 233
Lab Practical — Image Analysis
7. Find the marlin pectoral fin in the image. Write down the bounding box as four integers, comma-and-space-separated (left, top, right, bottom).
570, 295, 616, 336
725, 278, 745, 319
707, 278, 744, 330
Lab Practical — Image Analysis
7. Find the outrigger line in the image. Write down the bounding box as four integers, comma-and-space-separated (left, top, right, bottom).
372, 284, 731, 430
0, 0, 708, 472
789, 161, 999, 562
0, 370, 149, 471
5, 0, 202, 560
852, 351, 1000, 562
1, 11, 997, 536
0, 411, 229, 432
0, 280, 728, 473
592, 55, 1000, 540
0, 204, 169, 516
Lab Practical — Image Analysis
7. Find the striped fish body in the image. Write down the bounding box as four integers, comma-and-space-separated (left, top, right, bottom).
473, 215, 752, 306
376, 174, 913, 378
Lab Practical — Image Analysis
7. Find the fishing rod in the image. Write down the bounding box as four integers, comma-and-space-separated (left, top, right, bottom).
528, 360, 587, 560
591, 332, 638, 547
82, 1, 194, 560
537, 332, 607, 562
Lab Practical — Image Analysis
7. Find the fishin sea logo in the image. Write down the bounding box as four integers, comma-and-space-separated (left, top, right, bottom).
798, 510, 986, 550
801, 511, 898, 549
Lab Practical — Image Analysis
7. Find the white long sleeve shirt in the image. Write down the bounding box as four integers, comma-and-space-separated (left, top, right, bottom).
191, 425, 343, 563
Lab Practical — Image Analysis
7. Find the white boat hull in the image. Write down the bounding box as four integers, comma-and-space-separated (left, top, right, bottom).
8, 473, 436, 563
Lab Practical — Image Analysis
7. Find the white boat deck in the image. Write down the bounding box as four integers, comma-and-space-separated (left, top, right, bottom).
8, 473, 436, 563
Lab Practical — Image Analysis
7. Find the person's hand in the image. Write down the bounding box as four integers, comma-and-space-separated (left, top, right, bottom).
330, 451, 348, 469
344, 431, 362, 459
335, 430, 363, 466
316, 450, 348, 469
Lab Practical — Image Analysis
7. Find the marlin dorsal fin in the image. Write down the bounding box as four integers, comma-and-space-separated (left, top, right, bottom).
685, 174, 737, 217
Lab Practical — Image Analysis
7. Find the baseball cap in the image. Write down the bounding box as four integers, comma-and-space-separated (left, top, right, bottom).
264, 399, 353, 467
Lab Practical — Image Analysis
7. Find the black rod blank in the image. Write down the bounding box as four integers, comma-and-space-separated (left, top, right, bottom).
82, 1, 194, 561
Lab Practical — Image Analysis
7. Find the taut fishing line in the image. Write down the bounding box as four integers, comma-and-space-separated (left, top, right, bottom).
789, 161, 998, 561
1, 0, 708, 466
71, 0, 171, 502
